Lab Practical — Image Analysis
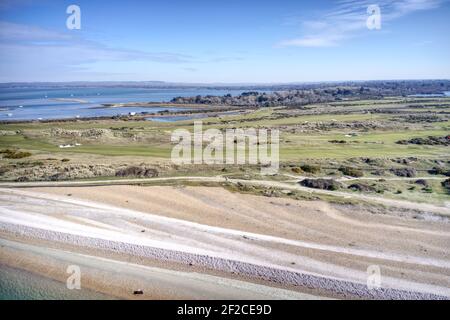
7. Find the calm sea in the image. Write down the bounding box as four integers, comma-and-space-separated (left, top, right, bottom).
408, 91, 450, 98
0, 87, 249, 121
0, 265, 113, 300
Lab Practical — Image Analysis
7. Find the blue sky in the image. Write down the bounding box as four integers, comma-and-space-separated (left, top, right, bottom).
0, 0, 449, 83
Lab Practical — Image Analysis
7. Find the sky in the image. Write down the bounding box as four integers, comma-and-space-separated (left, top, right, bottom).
0, 0, 449, 83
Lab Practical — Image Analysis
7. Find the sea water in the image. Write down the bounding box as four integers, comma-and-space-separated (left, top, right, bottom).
0, 265, 113, 300
0, 87, 248, 121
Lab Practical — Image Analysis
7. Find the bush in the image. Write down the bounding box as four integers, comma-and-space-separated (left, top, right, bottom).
299, 178, 341, 191
415, 179, 429, 187
390, 168, 416, 177
0, 166, 13, 175
428, 167, 450, 176
339, 166, 364, 177
442, 178, 450, 191
396, 136, 450, 146
300, 164, 321, 174
291, 167, 302, 174
61, 158, 71, 162
27, 161, 43, 166
115, 166, 159, 178
348, 183, 375, 192
2, 149, 32, 159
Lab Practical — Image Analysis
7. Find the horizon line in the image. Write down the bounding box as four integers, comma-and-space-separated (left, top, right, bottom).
1, 78, 450, 86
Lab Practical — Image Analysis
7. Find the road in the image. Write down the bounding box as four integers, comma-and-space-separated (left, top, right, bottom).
0, 175, 449, 215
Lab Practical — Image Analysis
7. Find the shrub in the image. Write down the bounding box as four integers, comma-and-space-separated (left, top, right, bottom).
0, 166, 13, 175
2, 149, 32, 159
415, 179, 429, 187
300, 164, 321, 174
390, 168, 416, 178
29, 161, 44, 166
442, 178, 450, 191
115, 166, 158, 178
299, 178, 341, 191
428, 167, 450, 176
348, 183, 375, 192
291, 167, 302, 174
339, 166, 364, 177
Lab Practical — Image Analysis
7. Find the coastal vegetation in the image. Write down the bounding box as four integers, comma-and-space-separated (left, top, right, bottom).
170, 80, 450, 107
1, 92, 448, 206
1, 84, 449, 301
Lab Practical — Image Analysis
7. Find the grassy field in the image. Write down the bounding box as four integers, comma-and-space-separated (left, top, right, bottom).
1, 97, 449, 208
1, 116, 448, 161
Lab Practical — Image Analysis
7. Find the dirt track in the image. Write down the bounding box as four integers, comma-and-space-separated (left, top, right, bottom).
0, 175, 449, 215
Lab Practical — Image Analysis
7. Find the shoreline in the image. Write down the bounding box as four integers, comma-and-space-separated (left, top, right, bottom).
1, 186, 449, 300
0, 104, 249, 124
0, 224, 446, 300
1, 238, 315, 300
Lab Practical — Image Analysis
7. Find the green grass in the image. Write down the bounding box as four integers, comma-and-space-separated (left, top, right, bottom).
0, 134, 171, 158
1, 123, 448, 161
279, 128, 449, 160
342, 178, 450, 206
1, 100, 449, 162
64, 145, 171, 157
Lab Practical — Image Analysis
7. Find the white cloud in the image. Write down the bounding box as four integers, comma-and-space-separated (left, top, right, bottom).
0, 21, 194, 65
0, 21, 72, 41
0, 21, 245, 81
278, 0, 446, 48
278, 36, 340, 48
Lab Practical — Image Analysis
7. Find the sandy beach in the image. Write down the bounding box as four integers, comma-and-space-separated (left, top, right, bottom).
2, 0, 450, 305
0, 185, 449, 299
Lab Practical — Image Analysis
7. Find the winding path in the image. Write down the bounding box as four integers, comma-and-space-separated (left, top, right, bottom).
0, 175, 449, 215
